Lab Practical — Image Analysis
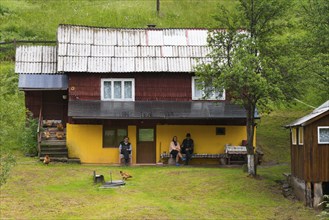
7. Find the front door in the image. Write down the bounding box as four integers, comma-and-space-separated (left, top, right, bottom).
137, 127, 156, 164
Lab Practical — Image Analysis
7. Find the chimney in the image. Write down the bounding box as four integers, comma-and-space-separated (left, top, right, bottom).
147, 24, 156, 28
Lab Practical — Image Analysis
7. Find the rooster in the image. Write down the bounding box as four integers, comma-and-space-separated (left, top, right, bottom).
56, 132, 64, 140
57, 123, 64, 131
43, 155, 50, 165
120, 171, 132, 180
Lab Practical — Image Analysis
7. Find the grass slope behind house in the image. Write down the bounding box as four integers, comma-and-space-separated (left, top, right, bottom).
0, 0, 236, 41
256, 107, 312, 163
0, 159, 317, 219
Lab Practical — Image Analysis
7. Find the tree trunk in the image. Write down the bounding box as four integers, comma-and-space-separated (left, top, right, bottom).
246, 103, 256, 176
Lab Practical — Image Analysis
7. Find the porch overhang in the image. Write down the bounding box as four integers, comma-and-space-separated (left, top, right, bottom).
18, 74, 68, 90
68, 100, 259, 120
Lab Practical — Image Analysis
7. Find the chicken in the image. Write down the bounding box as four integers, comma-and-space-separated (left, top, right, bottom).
56, 132, 64, 140
45, 120, 53, 127
44, 131, 51, 139
120, 171, 132, 180
43, 155, 50, 165
57, 123, 64, 131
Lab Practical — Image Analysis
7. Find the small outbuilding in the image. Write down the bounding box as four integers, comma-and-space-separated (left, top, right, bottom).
285, 100, 329, 208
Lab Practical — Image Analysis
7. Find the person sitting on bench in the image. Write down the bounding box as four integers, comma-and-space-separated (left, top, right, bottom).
181, 133, 194, 165
169, 136, 185, 166
119, 136, 132, 165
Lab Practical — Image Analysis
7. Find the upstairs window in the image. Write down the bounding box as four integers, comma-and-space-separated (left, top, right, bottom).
318, 126, 329, 144
192, 77, 225, 100
101, 78, 134, 101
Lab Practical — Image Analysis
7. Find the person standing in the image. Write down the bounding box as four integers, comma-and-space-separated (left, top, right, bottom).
169, 136, 185, 166
119, 136, 132, 165
181, 133, 194, 165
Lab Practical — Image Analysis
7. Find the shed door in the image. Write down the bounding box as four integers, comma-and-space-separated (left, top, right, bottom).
137, 127, 156, 164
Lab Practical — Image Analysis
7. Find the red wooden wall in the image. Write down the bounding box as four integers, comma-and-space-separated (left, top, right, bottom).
25, 91, 68, 123
68, 72, 192, 101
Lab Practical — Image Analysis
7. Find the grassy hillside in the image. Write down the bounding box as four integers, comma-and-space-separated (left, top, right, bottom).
256, 108, 311, 163
0, 0, 235, 41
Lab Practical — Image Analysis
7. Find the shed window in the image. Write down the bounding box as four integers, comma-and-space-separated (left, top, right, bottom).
298, 127, 304, 145
291, 128, 297, 145
318, 126, 329, 144
103, 127, 127, 148
192, 77, 225, 100
101, 78, 134, 101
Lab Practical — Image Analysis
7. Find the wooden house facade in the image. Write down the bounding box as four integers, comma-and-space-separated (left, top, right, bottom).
16, 24, 258, 165
286, 100, 329, 208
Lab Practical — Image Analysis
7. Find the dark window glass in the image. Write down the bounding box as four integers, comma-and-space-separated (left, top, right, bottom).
103, 127, 127, 148
216, 127, 225, 135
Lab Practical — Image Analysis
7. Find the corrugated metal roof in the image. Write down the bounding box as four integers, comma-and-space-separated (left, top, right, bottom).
18, 74, 68, 90
15, 46, 57, 74
285, 100, 329, 127
57, 25, 211, 73
68, 100, 255, 119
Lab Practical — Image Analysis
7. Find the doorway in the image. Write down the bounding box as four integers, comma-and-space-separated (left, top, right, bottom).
136, 127, 156, 163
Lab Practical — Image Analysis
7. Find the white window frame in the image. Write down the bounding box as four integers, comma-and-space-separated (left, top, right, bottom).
298, 127, 304, 145
192, 77, 225, 100
318, 126, 329, 144
101, 78, 135, 101
291, 128, 297, 145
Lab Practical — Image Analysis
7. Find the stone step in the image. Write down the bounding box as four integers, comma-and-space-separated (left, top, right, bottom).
41, 140, 66, 146
40, 152, 68, 157
40, 145, 68, 150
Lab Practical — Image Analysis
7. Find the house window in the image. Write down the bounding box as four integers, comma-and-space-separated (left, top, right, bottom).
192, 77, 225, 100
318, 126, 329, 144
291, 128, 297, 145
216, 127, 226, 135
101, 78, 134, 101
103, 127, 127, 148
298, 127, 304, 145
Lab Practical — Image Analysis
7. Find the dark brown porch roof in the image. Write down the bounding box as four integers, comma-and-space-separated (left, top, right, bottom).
68, 100, 259, 120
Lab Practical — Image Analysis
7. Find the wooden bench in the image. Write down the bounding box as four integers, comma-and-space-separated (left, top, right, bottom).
160, 153, 227, 164
224, 146, 264, 165
224, 146, 248, 165
160, 146, 263, 165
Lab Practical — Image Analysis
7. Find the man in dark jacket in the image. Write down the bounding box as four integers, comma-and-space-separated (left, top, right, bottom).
181, 133, 194, 165
119, 136, 132, 165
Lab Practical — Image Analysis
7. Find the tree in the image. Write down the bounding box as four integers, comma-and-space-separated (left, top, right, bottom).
195, 0, 298, 176
298, 0, 329, 105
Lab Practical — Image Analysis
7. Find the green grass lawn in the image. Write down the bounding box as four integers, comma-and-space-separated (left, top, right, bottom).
0, 156, 317, 219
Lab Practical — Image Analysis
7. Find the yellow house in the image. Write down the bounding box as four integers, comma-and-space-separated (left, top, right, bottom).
16, 24, 259, 164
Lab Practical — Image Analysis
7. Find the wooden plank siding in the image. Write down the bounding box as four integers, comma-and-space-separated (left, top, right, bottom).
291, 114, 329, 182
25, 91, 42, 117
305, 114, 329, 182
25, 91, 68, 123
68, 72, 192, 101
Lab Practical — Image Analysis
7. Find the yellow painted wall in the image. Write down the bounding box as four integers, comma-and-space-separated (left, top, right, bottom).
66, 124, 137, 164
156, 125, 255, 163
67, 123, 255, 164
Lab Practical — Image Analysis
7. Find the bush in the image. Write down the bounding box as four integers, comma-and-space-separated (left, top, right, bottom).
0, 153, 16, 187
21, 112, 38, 156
